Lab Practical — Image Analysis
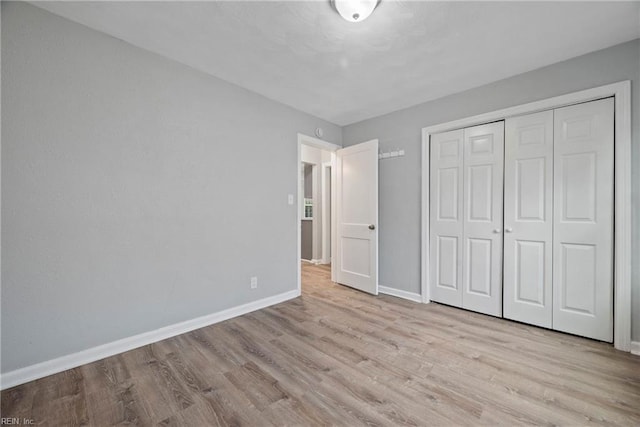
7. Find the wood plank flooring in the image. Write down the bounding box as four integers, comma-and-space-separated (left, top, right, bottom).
2, 263, 639, 425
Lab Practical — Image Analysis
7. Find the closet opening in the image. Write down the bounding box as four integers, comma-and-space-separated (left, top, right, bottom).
421, 82, 631, 351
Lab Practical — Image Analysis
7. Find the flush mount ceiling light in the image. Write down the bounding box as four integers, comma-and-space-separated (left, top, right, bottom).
331, 0, 381, 23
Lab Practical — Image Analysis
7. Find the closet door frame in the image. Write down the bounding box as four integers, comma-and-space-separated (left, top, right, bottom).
420, 81, 632, 352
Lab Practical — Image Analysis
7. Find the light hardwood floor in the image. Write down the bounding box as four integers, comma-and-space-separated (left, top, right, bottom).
2, 263, 639, 425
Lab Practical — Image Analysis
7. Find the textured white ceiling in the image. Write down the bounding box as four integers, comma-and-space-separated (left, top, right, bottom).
32, 1, 640, 126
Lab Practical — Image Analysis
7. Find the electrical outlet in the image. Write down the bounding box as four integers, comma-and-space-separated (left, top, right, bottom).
250, 276, 258, 289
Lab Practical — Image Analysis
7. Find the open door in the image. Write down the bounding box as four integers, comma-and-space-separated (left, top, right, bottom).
335, 139, 378, 295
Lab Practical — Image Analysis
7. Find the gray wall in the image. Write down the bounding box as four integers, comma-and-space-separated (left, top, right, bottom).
304, 163, 313, 198
1, 2, 341, 373
301, 164, 313, 260
301, 221, 312, 261
343, 39, 640, 341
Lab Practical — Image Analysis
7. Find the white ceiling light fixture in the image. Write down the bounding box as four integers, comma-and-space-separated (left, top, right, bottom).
331, 0, 381, 23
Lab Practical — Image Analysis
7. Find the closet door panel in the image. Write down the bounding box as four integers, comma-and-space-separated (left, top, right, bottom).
553, 98, 614, 342
503, 111, 553, 328
429, 129, 464, 307
462, 122, 504, 316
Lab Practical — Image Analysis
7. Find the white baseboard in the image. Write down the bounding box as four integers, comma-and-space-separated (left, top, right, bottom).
301, 259, 329, 265
631, 341, 640, 356
379, 286, 422, 303
0, 289, 300, 390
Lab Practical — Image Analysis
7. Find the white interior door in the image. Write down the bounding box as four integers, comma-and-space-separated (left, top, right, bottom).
462, 122, 504, 317
336, 139, 378, 295
503, 111, 554, 328
553, 98, 614, 342
429, 129, 464, 307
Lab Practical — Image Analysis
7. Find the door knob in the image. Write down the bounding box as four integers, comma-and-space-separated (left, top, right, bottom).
368, 224, 376, 230
505, 227, 513, 233
493, 228, 501, 233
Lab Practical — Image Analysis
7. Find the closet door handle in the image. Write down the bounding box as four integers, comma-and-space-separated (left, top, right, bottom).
505, 227, 513, 233
493, 228, 501, 233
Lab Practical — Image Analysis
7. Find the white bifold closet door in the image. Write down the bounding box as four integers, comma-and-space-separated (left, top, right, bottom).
552, 98, 614, 342
503, 98, 614, 341
429, 129, 464, 307
462, 122, 504, 317
503, 111, 554, 328
430, 122, 504, 317
432, 98, 613, 341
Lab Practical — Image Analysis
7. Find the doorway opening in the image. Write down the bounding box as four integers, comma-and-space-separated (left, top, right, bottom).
297, 134, 340, 294
297, 133, 380, 297
300, 158, 332, 265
